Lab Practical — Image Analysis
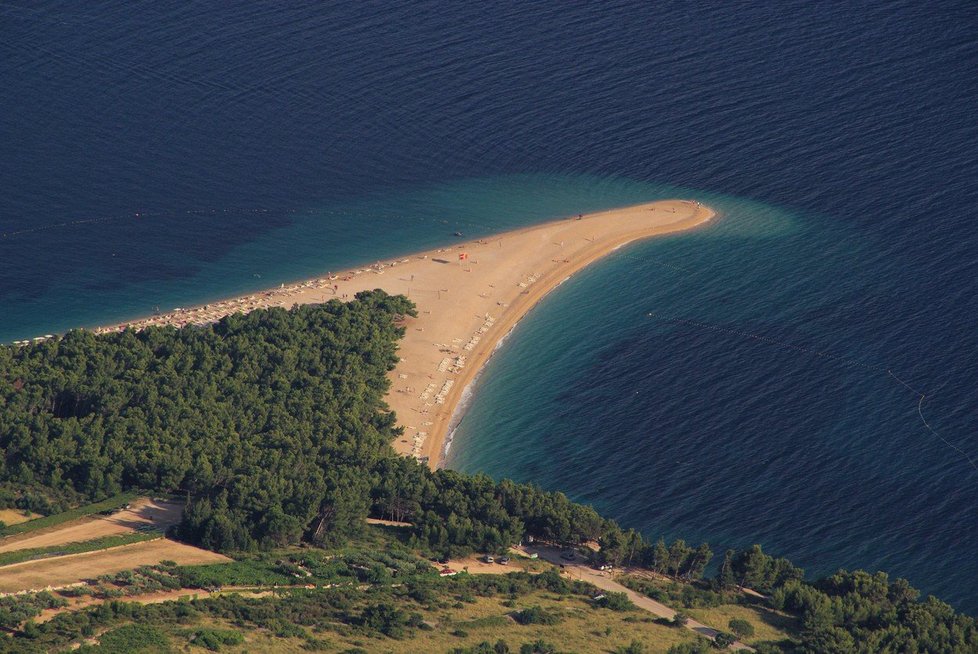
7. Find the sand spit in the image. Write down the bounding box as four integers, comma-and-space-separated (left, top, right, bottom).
89, 200, 714, 466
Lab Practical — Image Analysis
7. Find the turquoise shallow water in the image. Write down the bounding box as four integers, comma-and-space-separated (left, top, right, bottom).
0, 173, 691, 342
2, 1, 976, 613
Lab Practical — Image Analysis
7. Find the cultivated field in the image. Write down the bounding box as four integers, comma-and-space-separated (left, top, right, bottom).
0, 497, 181, 554
0, 497, 229, 594
0, 538, 229, 593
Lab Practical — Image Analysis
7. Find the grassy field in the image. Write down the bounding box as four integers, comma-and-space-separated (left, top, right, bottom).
72, 590, 703, 654
0, 492, 140, 538
402, 591, 696, 654
688, 602, 800, 645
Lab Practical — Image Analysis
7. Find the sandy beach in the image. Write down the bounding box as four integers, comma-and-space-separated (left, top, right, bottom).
91, 200, 714, 466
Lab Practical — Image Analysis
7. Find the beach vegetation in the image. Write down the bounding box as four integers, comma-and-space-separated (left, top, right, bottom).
614, 640, 646, 654
75, 623, 171, 653
0, 541, 696, 653
185, 627, 244, 650
714, 544, 803, 594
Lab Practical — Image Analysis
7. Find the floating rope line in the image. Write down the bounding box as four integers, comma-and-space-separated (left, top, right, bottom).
647, 312, 977, 474
887, 370, 978, 472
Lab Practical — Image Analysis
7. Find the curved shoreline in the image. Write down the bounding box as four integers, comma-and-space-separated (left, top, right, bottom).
439, 272, 596, 466
83, 199, 714, 467
440, 317, 519, 465
421, 201, 714, 466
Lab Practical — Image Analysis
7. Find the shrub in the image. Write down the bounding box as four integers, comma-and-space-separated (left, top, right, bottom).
190, 627, 245, 651
727, 618, 754, 639
513, 605, 561, 626
359, 602, 409, 637
77, 624, 170, 653
667, 640, 713, 654
519, 641, 556, 654
712, 631, 735, 649
594, 592, 635, 611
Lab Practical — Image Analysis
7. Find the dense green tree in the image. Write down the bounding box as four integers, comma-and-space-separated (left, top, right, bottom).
768, 570, 978, 653
719, 544, 803, 594
649, 538, 670, 576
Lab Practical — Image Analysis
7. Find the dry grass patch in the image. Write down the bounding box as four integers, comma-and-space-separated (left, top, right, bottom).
0, 509, 40, 526
395, 592, 695, 654
688, 603, 800, 644
162, 592, 699, 654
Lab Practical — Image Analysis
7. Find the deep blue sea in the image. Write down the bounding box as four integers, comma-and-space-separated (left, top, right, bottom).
2, 1, 976, 613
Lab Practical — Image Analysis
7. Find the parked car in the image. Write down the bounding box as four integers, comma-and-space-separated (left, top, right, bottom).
560, 550, 576, 561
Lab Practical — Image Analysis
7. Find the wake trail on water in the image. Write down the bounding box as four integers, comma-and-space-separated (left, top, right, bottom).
646, 312, 978, 474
